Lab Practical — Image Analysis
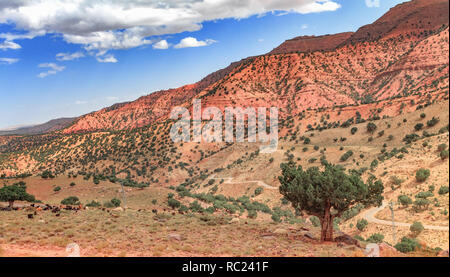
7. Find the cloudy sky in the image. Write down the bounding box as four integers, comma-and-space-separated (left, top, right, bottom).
0, 0, 406, 129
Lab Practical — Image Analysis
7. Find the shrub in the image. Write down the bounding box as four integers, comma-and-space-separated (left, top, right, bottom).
53, 186, 61, 192
271, 213, 282, 223
248, 210, 258, 219
69, 182, 76, 187
340, 150, 354, 162
110, 198, 121, 207
410, 221, 424, 237
103, 201, 115, 208
415, 169, 430, 182
41, 170, 55, 179
179, 205, 189, 213
366, 233, 384, 243
86, 200, 101, 207
437, 144, 447, 152
440, 150, 449, 160
416, 191, 433, 199
413, 198, 430, 212
189, 201, 203, 212
390, 176, 404, 187
438, 186, 449, 195
309, 216, 320, 227
414, 123, 423, 131
254, 187, 263, 196
426, 117, 439, 127
395, 237, 420, 253
367, 122, 377, 133
351, 127, 358, 135
398, 195, 412, 207
356, 219, 368, 231
168, 198, 181, 209
61, 196, 80, 206
420, 113, 426, 119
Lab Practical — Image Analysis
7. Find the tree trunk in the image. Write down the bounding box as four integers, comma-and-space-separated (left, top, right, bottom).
320, 206, 334, 242
8, 200, 14, 208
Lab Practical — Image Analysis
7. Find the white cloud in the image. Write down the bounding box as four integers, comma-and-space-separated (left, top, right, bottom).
96, 54, 117, 63
257, 38, 264, 42
174, 37, 217, 49
0, 40, 21, 50
75, 100, 88, 105
56, 51, 85, 61
0, 1, 340, 55
0, 57, 19, 64
106, 96, 119, 101
37, 62, 65, 78
152, 39, 169, 50
365, 0, 380, 8
301, 24, 308, 29
0, 30, 44, 41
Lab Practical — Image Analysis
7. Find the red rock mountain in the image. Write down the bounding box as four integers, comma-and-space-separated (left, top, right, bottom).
62, 0, 449, 134
269, 32, 353, 55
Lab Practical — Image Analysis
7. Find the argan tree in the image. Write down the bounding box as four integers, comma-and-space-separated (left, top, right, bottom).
0, 182, 36, 208
279, 163, 383, 241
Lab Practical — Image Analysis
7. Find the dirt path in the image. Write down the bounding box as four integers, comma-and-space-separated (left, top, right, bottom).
362, 202, 449, 231
210, 176, 278, 190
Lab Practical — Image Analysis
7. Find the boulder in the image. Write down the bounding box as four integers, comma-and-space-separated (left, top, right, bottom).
334, 234, 361, 247
113, 207, 124, 212
303, 232, 317, 240
273, 228, 288, 234
378, 242, 398, 257
229, 218, 240, 224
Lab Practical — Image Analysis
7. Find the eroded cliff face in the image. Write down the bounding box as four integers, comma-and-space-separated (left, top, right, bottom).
61, 0, 449, 135
269, 32, 354, 55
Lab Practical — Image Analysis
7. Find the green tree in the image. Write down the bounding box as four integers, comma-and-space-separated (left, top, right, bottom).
0, 182, 36, 208
367, 122, 377, 133
410, 221, 424, 237
395, 237, 420, 253
398, 195, 412, 207
415, 169, 430, 182
278, 163, 383, 241
61, 196, 81, 206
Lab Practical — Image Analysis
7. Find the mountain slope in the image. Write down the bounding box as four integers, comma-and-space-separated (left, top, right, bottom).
0, 118, 75, 136
59, 0, 449, 135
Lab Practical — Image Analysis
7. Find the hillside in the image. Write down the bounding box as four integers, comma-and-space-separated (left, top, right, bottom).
58, 0, 449, 135
0, 118, 75, 136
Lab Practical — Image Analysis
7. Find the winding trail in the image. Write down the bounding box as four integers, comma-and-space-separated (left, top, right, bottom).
209, 175, 278, 190
362, 201, 449, 231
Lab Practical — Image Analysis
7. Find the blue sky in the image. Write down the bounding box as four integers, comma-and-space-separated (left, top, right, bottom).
0, 0, 407, 129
